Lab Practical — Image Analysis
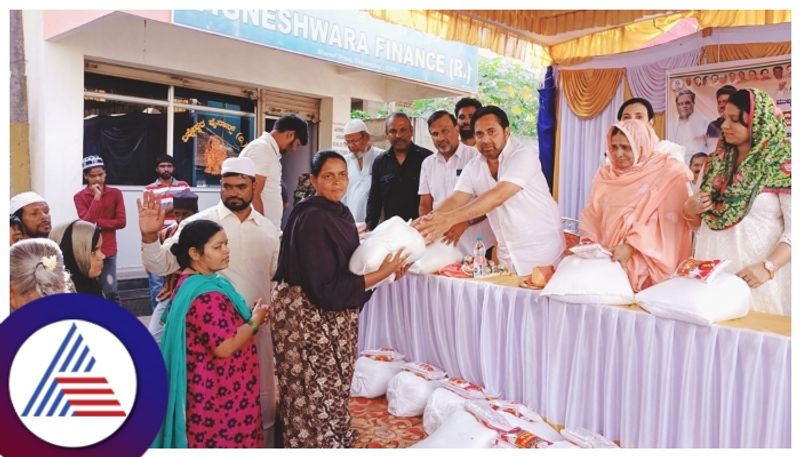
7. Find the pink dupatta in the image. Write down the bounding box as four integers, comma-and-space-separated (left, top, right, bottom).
580, 120, 694, 291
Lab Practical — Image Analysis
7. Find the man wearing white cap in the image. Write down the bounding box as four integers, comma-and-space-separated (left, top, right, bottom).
341, 119, 382, 223
74, 155, 126, 303
9, 191, 51, 239
138, 156, 281, 447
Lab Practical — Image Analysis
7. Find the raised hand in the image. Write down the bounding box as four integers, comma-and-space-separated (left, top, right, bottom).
137, 190, 166, 242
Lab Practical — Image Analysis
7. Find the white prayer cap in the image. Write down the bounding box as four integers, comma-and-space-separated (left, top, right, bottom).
221, 157, 256, 177
10, 191, 47, 215
343, 119, 368, 135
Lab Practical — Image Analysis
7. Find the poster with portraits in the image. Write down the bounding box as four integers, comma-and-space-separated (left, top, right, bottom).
666, 55, 791, 162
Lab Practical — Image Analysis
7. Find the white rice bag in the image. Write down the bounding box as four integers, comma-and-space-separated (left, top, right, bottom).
350, 217, 426, 289
412, 408, 497, 448
542, 255, 635, 305
422, 387, 468, 434
488, 399, 564, 443
410, 238, 464, 274
387, 371, 442, 417
560, 427, 618, 448
349, 348, 406, 398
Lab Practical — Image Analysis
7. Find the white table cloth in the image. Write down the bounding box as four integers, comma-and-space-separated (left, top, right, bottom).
358, 273, 791, 448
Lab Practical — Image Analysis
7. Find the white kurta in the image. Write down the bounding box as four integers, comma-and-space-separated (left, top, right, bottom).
455, 136, 564, 275
418, 143, 496, 255
668, 112, 710, 159
694, 192, 791, 316
342, 146, 381, 223
240, 132, 284, 228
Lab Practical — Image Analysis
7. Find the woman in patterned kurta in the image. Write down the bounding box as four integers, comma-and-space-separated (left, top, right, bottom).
271, 151, 410, 448
154, 220, 270, 448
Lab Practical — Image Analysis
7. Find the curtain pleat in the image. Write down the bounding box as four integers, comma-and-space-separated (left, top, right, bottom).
556, 81, 624, 219
559, 69, 624, 119
626, 50, 701, 113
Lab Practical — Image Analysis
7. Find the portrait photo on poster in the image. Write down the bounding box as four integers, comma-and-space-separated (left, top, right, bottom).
666, 54, 791, 164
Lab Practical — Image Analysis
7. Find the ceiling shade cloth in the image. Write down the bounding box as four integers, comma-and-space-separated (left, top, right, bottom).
367, 10, 790, 65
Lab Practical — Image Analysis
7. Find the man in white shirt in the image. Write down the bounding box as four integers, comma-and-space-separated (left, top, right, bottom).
418, 110, 495, 255
240, 114, 309, 229
341, 119, 382, 223
668, 89, 709, 160
414, 106, 564, 275
138, 157, 281, 447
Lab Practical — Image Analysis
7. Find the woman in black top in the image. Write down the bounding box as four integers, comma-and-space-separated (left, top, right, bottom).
272, 150, 409, 448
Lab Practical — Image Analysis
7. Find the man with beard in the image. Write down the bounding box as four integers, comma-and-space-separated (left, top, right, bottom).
240, 114, 309, 229
454, 97, 482, 147
418, 110, 495, 255
144, 155, 189, 227
414, 106, 563, 276
9, 191, 52, 239
139, 156, 281, 447
341, 118, 382, 224
365, 112, 433, 230
74, 155, 126, 302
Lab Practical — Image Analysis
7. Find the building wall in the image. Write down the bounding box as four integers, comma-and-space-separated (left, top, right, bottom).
22, 11, 459, 278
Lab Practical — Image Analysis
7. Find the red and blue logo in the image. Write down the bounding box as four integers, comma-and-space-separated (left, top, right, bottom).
0, 294, 167, 457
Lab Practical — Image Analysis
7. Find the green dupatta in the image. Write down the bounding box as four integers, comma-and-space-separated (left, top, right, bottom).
152, 273, 251, 448
700, 88, 791, 230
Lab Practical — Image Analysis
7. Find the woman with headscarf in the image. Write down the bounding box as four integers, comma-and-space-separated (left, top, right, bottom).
271, 150, 410, 448
154, 219, 269, 448
683, 88, 791, 315
580, 119, 694, 292
49, 220, 105, 296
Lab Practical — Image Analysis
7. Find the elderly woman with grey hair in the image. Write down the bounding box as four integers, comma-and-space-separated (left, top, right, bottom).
9, 238, 72, 310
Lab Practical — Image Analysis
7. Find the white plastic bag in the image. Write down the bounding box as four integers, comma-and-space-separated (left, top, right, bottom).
412, 408, 497, 448
409, 238, 464, 274
541, 255, 635, 305
386, 371, 442, 417
422, 387, 468, 434
488, 399, 563, 443
635, 273, 750, 325
560, 427, 618, 448
349, 350, 406, 398
349, 216, 427, 289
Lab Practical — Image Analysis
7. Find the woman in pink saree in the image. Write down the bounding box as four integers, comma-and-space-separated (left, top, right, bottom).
580, 120, 694, 291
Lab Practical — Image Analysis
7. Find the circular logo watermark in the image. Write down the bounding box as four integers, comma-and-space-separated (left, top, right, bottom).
0, 293, 167, 457
9, 320, 138, 447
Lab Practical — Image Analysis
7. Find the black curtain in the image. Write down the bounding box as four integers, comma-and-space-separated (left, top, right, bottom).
83, 112, 168, 185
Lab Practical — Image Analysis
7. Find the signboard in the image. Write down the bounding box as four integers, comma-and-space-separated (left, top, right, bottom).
666, 55, 791, 160
172, 10, 478, 92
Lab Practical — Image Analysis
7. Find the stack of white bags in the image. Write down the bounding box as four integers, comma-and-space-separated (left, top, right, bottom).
351, 351, 619, 448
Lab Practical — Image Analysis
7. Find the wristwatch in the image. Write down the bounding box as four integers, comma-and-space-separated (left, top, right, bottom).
762, 260, 776, 280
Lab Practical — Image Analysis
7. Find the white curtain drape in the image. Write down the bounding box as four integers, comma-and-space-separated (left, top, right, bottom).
627, 50, 700, 113
556, 81, 624, 219
358, 273, 791, 448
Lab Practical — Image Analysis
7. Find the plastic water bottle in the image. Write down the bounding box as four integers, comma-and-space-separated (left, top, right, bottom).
473, 237, 487, 278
